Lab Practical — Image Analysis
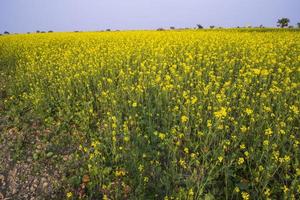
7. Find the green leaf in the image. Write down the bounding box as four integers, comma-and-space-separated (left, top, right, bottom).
204, 193, 215, 200
46, 152, 54, 158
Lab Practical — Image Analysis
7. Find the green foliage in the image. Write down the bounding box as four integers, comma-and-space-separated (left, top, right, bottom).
277, 18, 290, 28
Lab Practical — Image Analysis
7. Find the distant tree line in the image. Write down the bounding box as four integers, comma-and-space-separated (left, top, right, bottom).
1, 18, 300, 35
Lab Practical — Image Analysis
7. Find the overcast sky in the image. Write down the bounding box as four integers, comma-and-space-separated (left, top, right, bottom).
0, 0, 299, 33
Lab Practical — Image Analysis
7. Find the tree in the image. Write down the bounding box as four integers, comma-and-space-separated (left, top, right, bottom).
297, 22, 300, 28
209, 25, 215, 29
36, 30, 40, 33
170, 26, 175, 30
277, 18, 290, 28
196, 24, 203, 29
4, 31, 9, 34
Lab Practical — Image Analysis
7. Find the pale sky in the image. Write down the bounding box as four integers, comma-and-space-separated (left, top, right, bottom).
0, 0, 299, 33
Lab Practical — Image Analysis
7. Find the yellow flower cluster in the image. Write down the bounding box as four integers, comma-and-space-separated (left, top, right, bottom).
1, 29, 299, 199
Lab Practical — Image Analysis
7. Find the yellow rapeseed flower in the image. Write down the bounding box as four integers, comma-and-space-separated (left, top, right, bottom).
241, 192, 250, 200
181, 115, 188, 123
66, 192, 73, 198
238, 157, 245, 165
214, 107, 227, 119
245, 108, 253, 115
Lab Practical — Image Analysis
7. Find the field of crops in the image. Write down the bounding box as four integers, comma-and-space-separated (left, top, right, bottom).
0, 30, 299, 199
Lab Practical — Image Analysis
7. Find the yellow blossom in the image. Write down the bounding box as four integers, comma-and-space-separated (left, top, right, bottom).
184, 147, 189, 154
138, 164, 144, 172
264, 128, 273, 136
207, 120, 212, 128
144, 176, 149, 183
66, 192, 73, 198
259, 165, 264, 172
181, 115, 188, 123
241, 192, 250, 200
103, 195, 109, 200
179, 159, 187, 168
282, 185, 289, 193
240, 143, 246, 149
234, 187, 240, 193
115, 169, 126, 177
290, 105, 299, 114
245, 108, 253, 115
188, 188, 194, 196
240, 126, 248, 133
263, 140, 269, 146
218, 156, 223, 162
264, 188, 271, 197
214, 107, 227, 119
158, 133, 166, 140
238, 157, 245, 165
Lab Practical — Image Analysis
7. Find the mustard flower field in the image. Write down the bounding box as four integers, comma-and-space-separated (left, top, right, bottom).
0, 29, 299, 199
